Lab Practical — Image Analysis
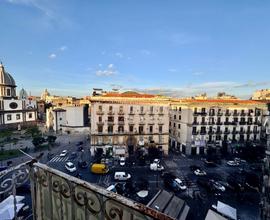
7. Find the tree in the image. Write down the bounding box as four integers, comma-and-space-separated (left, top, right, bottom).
47, 135, 57, 145
148, 146, 160, 160
26, 126, 41, 138
32, 136, 45, 148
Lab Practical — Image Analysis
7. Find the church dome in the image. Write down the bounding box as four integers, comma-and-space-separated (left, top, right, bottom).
0, 63, 16, 87
19, 88, 28, 100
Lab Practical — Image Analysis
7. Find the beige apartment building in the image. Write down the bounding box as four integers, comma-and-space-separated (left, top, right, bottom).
169, 99, 267, 155
90, 92, 170, 156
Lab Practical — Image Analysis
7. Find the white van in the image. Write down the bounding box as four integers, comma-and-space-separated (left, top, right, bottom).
150, 163, 164, 171
114, 172, 131, 181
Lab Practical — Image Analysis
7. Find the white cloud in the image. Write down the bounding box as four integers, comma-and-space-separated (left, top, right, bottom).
49, 53, 56, 59
168, 68, 177, 72
59, 46, 67, 51
96, 64, 117, 77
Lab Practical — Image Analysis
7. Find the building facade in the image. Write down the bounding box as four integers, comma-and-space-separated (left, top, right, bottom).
0, 63, 37, 130
90, 92, 170, 156
169, 99, 267, 155
46, 105, 89, 133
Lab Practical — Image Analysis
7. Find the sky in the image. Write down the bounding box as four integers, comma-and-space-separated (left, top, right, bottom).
0, 0, 270, 98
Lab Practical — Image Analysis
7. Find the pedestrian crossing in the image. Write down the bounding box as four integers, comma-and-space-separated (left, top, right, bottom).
49, 156, 73, 163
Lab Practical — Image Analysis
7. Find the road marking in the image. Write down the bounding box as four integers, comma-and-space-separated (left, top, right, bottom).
49, 156, 72, 163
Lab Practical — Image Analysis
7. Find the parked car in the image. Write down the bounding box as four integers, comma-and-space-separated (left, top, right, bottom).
69, 152, 77, 160
60, 150, 68, 157
114, 172, 131, 181
227, 161, 239, 166
65, 162, 76, 173
194, 169, 207, 176
78, 160, 88, 169
190, 165, 201, 171
119, 157, 125, 166
153, 159, 160, 164
150, 163, 164, 171
210, 180, 226, 192
174, 178, 187, 190
106, 184, 118, 193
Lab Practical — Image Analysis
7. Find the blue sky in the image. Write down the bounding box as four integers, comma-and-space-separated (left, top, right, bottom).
0, 0, 270, 98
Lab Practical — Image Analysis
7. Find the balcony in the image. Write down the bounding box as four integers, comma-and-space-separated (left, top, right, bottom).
208, 122, 215, 125
253, 130, 260, 134
233, 112, 239, 116
192, 131, 198, 135
0, 161, 172, 220
97, 121, 104, 125
254, 121, 262, 126
107, 111, 115, 115
224, 122, 231, 125
96, 111, 104, 115
217, 112, 223, 116
239, 130, 245, 134
107, 120, 114, 125
149, 111, 154, 115
139, 112, 145, 115
224, 130, 230, 134
192, 121, 199, 125
128, 111, 135, 115
216, 130, 222, 134
208, 130, 215, 134
200, 122, 207, 125
225, 112, 231, 116
118, 111, 125, 115
216, 122, 223, 125
200, 131, 207, 135
118, 120, 125, 125
232, 130, 238, 134
193, 112, 207, 116
240, 112, 246, 116
239, 121, 247, 125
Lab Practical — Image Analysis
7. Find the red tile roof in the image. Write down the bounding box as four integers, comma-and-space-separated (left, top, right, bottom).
103, 92, 156, 98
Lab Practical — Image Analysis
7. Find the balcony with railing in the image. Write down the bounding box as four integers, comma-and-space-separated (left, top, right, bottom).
0, 161, 173, 220
96, 110, 104, 115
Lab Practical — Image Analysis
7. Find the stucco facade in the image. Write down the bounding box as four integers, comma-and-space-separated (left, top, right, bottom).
90, 93, 170, 155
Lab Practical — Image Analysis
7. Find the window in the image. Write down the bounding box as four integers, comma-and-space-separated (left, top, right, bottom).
139, 125, 144, 134
178, 124, 181, 129
119, 106, 123, 112
179, 115, 181, 120
129, 125, 134, 132
99, 116, 102, 122
178, 107, 181, 112
130, 106, 133, 113
6, 88, 11, 96
108, 126, 113, 133
150, 106, 153, 113
29, 113, 33, 119
159, 125, 163, 133
108, 116, 114, 122
7, 114, 12, 121
16, 114, 20, 120
118, 126, 124, 133
149, 125, 153, 133
159, 106, 163, 113
109, 106, 113, 111
194, 107, 197, 113
98, 126, 103, 133
140, 106, 144, 113
173, 123, 176, 128
202, 108, 206, 113
118, 116, 124, 122
174, 115, 176, 120
98, 105, 102, 111
59, 117, 62, 121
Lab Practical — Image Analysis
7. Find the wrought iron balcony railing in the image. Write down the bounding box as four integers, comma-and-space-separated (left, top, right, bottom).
0, 161, 174, 220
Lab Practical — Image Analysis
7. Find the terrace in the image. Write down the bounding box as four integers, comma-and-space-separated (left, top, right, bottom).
0, 161, 173, 220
